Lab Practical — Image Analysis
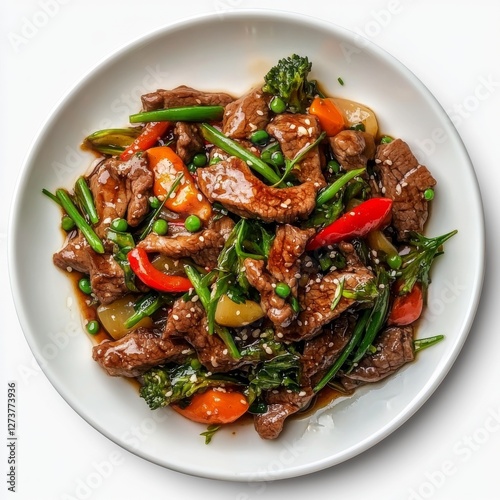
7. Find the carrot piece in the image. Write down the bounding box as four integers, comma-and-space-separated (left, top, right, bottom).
120, 121, 171, 161
147, 146, 212, 222
387, 282, 424, 326
172, 388, 249, 425
309, 96, 345, 137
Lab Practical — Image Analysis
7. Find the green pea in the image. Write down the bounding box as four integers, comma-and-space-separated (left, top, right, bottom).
271, 151, 285, 167
350, 123, 365, 132
111, 218, 128, 232
187, 162, 198, 174
192, 153, 208, 167
152, 219, 168, 235
86, 320, 100, 335
328, 160, 341, 174
149, 196, 161, 209
184, 214, 202, 233
250, 130, 270, 146
78, 277, 92, 295
61, 215, 76, 232
387, 254, 402, 270
424, 188, 435, 201
270, 97, 286, 114
275, 282, 291, 299
380, 135, 393, 144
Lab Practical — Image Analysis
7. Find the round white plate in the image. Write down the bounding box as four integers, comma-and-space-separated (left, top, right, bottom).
9, 10, 484, 481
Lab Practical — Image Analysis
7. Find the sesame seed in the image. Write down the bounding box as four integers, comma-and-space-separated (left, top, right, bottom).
172, 314, 179, 320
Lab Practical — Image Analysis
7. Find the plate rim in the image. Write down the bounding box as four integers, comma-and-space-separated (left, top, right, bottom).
7, 8, 485, 481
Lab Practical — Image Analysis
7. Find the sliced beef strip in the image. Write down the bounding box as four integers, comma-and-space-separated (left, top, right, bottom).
244, 224, 314, 328
329, 130, 376, 171
116, 155, 154, 227
222, 87, 271, 139
92, 328, 194, 377
276, 242, 375, 342
244, 259, 295, 328
87, 252, 130, 305
89, 155, 153, 237
266, 113, 326, 188
53, 232, 91, 274
137, 216, 235, 269
141, 85, 234, 111
197, 156, 318, 223
373, 138, 436, 240
301, 315, 353, 386
164, 298, 247, 373
340, 325, 415, 391
174, 122, 205, 164
53, 231, 129, 305
89, 159, 129, 238
254, 388, 314, 440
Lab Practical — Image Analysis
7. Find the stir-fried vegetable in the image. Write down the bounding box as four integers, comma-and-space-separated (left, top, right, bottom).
128, 247, 193, 293
129, 105, 224, 124
120, 121, 171, 161
262, 54, 318, 114
148, 146, 212, 221
309, 96, 345, 136
172, 389, 249, 425
306, 197, 393, 251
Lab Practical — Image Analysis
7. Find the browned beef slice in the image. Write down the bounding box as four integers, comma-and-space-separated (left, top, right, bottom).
141, 85, 234, 111
89, 159, 129, 238
254, 388, 313, 440
276, 243, 375, 342
197, 156, 318, 223
53, 232, 90, 273
222, 87, 271, 139
174, 122, 205, 164
164, 299, 245, 372
329, 130, 376, 171
137, 216, 234, 269
373, 139, 436, 240
244, 259, 295, 328
244, 224, 314, 328
340, 325, 415, 391
301, 315, 353, 386
87, 252, 129, 305
89, 155, 153, 237
92, 328, 194, 377
118, 155, 154, 227
267, 114, 326, 187
53, 231, 129, 305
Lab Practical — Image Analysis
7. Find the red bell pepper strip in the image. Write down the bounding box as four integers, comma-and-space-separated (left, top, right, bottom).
387, 281, 423, 326
120, 121, 171, 161
306, 197, 393, 251
128, 247, 193, 293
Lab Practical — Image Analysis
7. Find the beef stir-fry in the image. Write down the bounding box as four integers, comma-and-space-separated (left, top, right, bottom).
46, 55, 456, 442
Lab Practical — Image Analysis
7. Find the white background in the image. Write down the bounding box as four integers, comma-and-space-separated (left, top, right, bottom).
1, 1, 499, 499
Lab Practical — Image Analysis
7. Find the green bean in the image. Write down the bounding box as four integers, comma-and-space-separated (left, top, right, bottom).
350, 269, 390, 365
413, 335, 444, 353
129, 106, 224, 124
183, 264, 241, 359
55, 189, 105, 254
124, 292, 164, 329
75, 177, 99, 224
313, 308, 371, 392
316, 167, 366, 207
200, 123, 282, 185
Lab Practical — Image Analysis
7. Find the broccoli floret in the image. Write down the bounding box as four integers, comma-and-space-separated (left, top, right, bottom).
262, 54, 318, 113
139, 361, 236, 410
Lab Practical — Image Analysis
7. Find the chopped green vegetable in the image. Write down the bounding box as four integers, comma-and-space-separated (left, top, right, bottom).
262, 54, 317, 113
129, 106, 224, 124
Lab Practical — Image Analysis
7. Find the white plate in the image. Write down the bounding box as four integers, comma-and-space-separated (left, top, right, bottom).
9, 10, 484, 481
